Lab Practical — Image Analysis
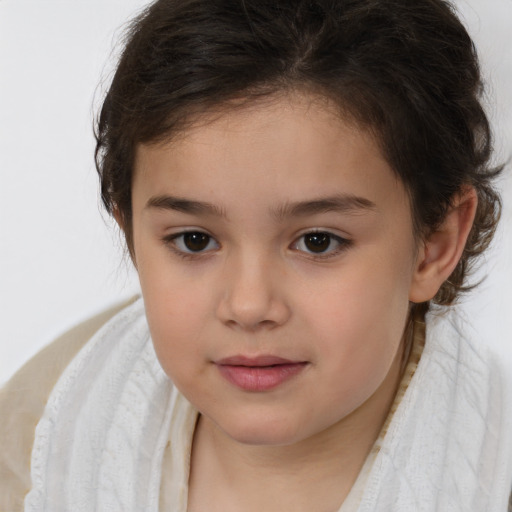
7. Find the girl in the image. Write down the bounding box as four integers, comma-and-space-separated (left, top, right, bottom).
2, 0, 511, 510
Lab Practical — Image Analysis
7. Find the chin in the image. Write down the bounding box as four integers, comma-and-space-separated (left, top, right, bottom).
215, 414, 307, 447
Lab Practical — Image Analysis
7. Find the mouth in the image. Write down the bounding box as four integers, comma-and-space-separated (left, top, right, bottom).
215, 355, 309, 392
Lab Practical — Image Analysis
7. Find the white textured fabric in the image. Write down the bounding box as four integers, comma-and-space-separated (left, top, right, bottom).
24, 299, 177, 512
356, 309, 512, 511
24, 299, 512, 511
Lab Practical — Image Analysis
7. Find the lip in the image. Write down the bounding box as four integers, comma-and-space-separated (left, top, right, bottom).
215, 355, 308, 392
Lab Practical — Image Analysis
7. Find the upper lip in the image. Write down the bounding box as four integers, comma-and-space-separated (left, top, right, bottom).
216, 355, 304, 367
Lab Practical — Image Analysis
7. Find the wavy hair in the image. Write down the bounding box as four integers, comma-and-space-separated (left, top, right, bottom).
95, 0, 502, 310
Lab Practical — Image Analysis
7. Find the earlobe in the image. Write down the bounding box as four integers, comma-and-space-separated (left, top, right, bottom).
409, 187, 478, 303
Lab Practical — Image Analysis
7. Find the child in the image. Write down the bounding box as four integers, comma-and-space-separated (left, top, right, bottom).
1, 0, 511, 510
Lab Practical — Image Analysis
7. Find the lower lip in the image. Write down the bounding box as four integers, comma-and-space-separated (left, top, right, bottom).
217, 363, 307, 391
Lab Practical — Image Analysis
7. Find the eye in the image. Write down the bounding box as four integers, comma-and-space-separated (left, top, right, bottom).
292, 231, 350, 257
167, 231, 219, 255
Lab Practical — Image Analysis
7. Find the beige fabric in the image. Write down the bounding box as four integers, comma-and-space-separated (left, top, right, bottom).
0, 302, 423, 512
0, 298, 136, 512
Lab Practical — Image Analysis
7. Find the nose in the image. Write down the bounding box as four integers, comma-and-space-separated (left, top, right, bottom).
216, 252, 291, 331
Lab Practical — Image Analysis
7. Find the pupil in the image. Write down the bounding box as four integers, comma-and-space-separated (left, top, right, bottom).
305, 233, 330, 253
184, 232, 209, 251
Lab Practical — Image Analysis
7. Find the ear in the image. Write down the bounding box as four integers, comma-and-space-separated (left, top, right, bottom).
409, 187, 478, 303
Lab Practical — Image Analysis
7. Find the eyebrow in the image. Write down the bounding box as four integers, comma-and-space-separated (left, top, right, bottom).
271, 195, 377, 220
145, 194, 376, 219
145, 195, 227, 217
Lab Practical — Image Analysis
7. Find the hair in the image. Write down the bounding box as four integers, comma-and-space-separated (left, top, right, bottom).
95, 0, 502, 311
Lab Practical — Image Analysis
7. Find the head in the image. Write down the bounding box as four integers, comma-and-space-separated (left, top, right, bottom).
95, 0, 501, 313
93, 0, 501, 445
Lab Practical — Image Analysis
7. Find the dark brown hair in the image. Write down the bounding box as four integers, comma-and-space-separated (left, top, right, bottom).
95, 0, 502, 309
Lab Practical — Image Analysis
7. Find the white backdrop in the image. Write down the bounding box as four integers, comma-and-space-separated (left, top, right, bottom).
1, 0, 511, 385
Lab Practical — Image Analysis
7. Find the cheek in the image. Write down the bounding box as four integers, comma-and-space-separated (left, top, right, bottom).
135, 249, 213, 379
301, 255, 412, 394
304, 252, 412, 340
143, 285, 209, 372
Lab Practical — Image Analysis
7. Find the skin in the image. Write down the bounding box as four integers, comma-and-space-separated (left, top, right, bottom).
128, 93, 477, 512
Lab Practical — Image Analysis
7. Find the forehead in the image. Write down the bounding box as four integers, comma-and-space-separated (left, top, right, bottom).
132, 93, 408, 219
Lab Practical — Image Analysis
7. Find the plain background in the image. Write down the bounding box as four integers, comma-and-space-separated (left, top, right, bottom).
1, 0, 511, 385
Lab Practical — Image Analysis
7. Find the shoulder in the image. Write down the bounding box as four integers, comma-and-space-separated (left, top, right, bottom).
424, 307, 512, 508
423, 306, 507, 405
0, 297, 138, 512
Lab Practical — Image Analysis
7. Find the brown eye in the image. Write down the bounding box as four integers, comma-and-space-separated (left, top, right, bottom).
183, 232, 211, 252
303, 232, 331, 253
169, 231, 219, 255
292, 231, 351, 258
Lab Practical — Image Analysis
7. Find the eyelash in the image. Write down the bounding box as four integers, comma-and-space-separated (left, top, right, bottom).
162, 230, 352, 260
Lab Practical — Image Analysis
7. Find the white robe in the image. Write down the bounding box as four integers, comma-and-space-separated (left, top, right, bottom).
24, 298, 512, 511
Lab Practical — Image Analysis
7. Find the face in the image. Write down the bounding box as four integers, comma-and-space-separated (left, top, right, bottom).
131, 94, 420, 447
